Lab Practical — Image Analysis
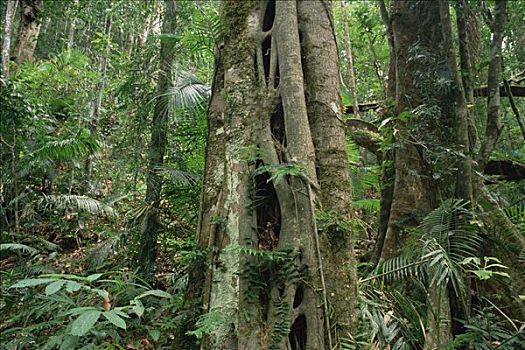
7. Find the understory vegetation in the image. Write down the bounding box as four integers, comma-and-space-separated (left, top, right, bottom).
1, 0, 524, 349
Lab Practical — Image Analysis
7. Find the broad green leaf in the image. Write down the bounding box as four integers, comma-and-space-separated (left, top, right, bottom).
103, 310, 126, 330
45, 280, 66, 295
136, 289, 172, 299
65, 281, 82, 292
148, 328, 161, 342
485, 263, 508, 269
10, 278, 55, 288
86, 273, 103, 282
59, 335, 80, 350
93, 288, 109, 300
473, 270, 492, 280
70, 310, 101, 336
41, 274, 86, 281
111, 307, 130, 318
132, 299, 145, 317
493, 271, 510, 278
460, 257, 480, 265
65, 307, 99, 316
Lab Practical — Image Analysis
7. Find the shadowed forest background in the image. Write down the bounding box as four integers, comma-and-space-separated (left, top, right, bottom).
1, 0, 524, 349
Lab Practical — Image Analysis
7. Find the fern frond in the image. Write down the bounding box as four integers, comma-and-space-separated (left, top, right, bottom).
353, 198, 380, 212
86, 234, 125, 269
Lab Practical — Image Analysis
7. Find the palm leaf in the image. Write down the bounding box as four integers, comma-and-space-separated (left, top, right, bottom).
29, 128, 99, 163
0, 243, 38, 255
39, 195, 116, 217
157, 165, 199, 186
152, 68, 211, 124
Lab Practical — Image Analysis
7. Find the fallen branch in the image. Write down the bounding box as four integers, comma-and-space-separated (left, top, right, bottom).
345, 85, 525, 115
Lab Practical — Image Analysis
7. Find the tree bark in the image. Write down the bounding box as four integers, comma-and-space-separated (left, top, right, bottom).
477, 0, 507, 169
84, 13, 112, 192
340, 0, 360, 119
2, 0, 17, 77
137, 0, 178, 282
299, 0, 358, 344
186, 1, 358, 349
12, 0, 43, 65
66, 0, 79, 50
372, 0, 396, 267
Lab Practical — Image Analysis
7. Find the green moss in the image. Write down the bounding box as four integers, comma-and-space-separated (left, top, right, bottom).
222, 1, 259, 42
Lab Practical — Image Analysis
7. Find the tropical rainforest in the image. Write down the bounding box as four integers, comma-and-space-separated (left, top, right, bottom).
1, 0, 524, 349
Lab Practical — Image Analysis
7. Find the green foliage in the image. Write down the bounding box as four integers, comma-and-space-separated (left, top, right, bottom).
254, 162, 308, 184
38, 195, 116, 217
2, 271, 177, 349
186, 310, 225, 339
453, 304, 525, 350
460, 256, 510, 281
30, 128, 99, 164
342, 283, 425, 350
372, 200, 481, 294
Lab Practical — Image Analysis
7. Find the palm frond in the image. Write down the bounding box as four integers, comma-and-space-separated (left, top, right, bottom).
29, 128, 99, 163
370, 255, 423, 284
0, 243, 38, 255
86, 233, 125, 269
38, 195, 116, 217
153, 68, 211, 124
157, 165, 199, 186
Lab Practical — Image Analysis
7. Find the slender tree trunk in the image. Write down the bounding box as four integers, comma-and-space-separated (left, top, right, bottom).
371, 0, 396, 266
456, 0, 479, 151
66, 0, 79, 50
137, 0, 178, 282
84, 14, 112, 192
378, 0, 396, 100
477, 0, 507, 169
340, 0, 359, 119
340, 0, 369, 167
2, 0, 17, 77
12, 0, 43, 65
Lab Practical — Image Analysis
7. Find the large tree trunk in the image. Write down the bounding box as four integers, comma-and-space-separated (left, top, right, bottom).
186, 1, 357, 349
137, 0, 178, 282
2, 0, 17, 77
298, 0, 358, 342
377, 0, 524, 347
371, 0, 395, 267
379, 1, 472, 346
12, 0, 43, 65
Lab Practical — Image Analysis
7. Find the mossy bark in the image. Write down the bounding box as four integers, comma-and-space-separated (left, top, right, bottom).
298, 0, 358, 343
187, 1, 358, 349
